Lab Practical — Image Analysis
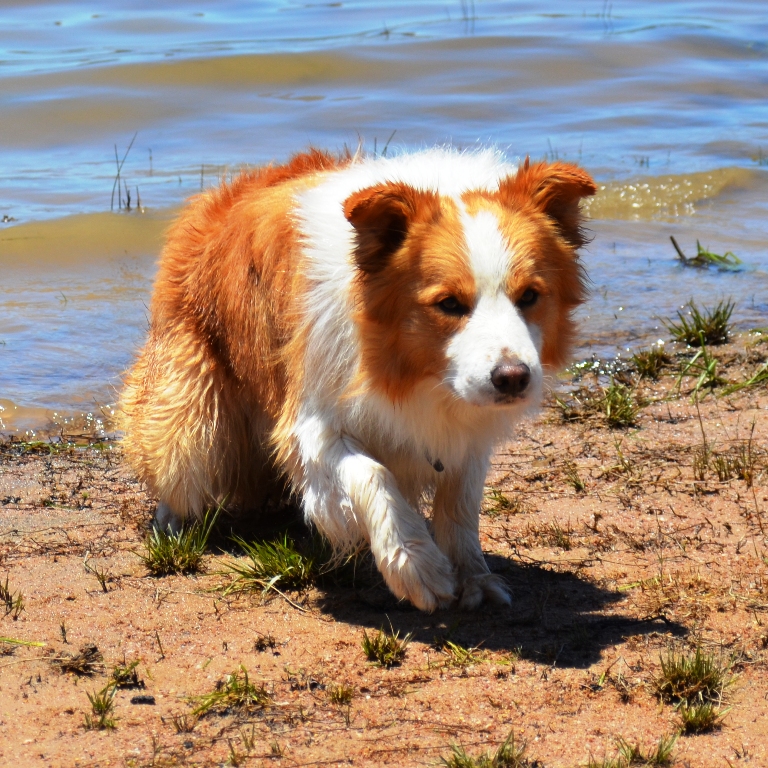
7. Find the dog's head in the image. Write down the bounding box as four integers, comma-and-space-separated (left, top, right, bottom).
344, 159, 596, 412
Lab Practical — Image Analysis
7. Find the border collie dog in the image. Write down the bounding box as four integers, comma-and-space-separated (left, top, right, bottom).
122, 147, 595, 611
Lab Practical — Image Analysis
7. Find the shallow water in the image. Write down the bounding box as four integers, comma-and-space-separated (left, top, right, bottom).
1, 1, 767, 431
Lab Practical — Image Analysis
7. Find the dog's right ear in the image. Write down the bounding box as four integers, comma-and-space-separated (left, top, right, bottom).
344, 183, 440, 273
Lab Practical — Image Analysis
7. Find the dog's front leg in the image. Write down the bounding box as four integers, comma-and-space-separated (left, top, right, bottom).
298, 432, 457, 612
432, 455, 511, 610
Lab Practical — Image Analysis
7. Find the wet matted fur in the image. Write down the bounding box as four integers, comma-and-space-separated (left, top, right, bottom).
122, 147, 595, 611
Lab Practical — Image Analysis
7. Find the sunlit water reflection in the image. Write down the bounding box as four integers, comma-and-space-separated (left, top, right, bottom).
1, 1, 767, 430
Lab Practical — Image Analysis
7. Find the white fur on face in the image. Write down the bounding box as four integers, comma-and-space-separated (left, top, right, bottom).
444, 209, 543, 408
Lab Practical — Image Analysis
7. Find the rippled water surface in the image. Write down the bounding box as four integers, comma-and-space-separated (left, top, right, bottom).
1, 1, 767, 430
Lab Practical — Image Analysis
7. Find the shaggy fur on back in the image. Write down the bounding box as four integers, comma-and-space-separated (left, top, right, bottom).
122, 146, 596, 611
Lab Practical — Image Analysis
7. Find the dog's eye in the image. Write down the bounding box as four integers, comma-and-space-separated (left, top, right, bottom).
436, 296, 469, 316
517, 288, 539, 308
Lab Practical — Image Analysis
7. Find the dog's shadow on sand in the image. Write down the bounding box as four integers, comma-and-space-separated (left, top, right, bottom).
219, 510, 684, 670
313, 552, 685, 670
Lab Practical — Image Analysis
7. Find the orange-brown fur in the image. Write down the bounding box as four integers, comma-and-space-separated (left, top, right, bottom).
122, 146, 596, 610
346, 160, 593, 404
345, 188, 476, 402
122, 150, 350, 515
496, 159, 594, 368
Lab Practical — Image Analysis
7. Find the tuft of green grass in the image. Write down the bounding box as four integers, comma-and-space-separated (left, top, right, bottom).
722, 361, 768, 395
227, 727, 259, 767
675, 335, 725, 396
671, 236, 743, 271
665, 299, 734, 346
84, 560, 112, 593
654, 643, 735, 705
485, 488, 524, 516
692, 445, 710, 482
138, 509, 218, 576
239, 725, 257, 752
328, 682, 354, 705
677, 697, 729, 733
632, 344, 671, 380
613, 437, 635, 476
526, 520, 575, 552
546, 521, 573, 550
222, 534, 319, 595
711, 446, 756, 484
438, 639, 484, 669
618, 735, 676, 766
555, 380, 642, 427
84, 684, 117, 730
563, 460, 586, 492
587, 734, 676, 768
110, 658, 144, 689
698, 425, 758, 486
0, 574, 25, 619
711, 452, 737, 482
440, 730, 538, 768
602, 378, 640, 427
192, 665, 271, 717
362, 625, 412, 668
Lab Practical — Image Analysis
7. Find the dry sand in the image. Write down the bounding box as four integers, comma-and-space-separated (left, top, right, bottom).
1, 333, 767, 767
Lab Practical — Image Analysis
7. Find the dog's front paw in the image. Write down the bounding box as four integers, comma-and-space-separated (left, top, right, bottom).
458, 573, 511, 610
379, 543, 457, 612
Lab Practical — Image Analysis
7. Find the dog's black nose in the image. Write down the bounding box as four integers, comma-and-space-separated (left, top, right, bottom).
490, 363, 530, 397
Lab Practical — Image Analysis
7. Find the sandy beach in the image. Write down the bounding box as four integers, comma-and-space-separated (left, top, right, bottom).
1, 330, 766, 767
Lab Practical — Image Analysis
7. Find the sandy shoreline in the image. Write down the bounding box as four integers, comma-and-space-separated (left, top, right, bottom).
1, 332, 767, 767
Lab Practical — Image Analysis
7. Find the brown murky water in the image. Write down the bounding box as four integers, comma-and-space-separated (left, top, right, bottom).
1, 1, 767, 431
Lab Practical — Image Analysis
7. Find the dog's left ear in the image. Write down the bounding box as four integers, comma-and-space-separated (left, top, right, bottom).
344, 182, 440, 273
498, 159, 597, 248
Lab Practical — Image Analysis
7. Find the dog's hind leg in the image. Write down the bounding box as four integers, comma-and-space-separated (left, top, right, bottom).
122, 331, 247, 529
432, 455, 512, 610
